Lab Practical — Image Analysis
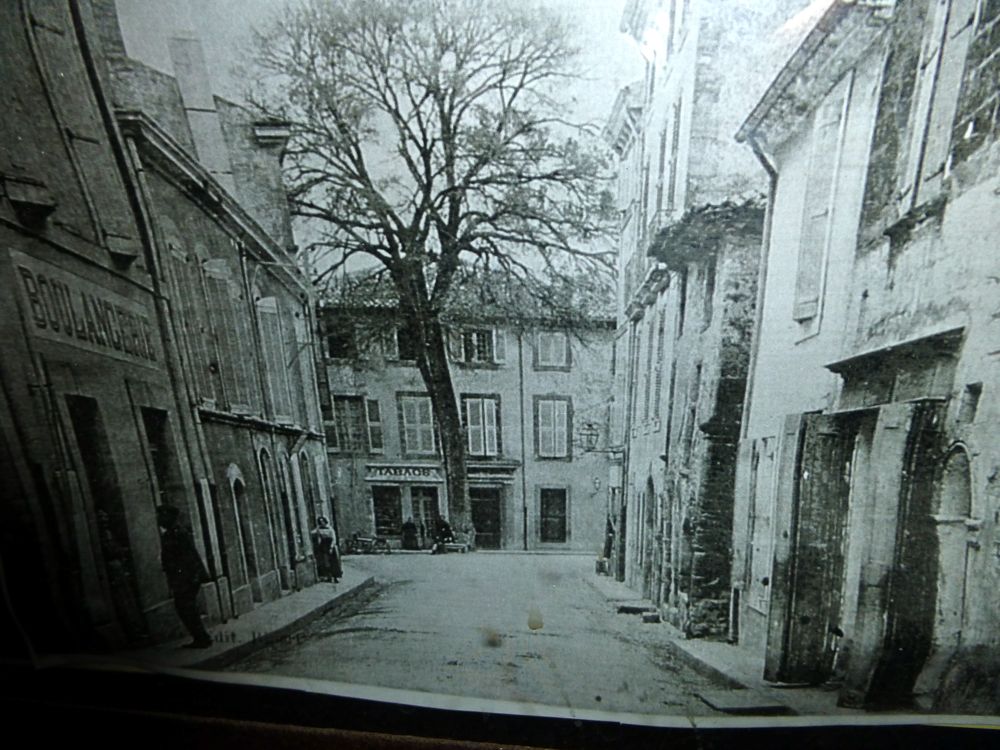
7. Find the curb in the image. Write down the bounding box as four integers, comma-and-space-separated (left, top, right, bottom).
193, 576, 380, 670
584, 575, 748, 693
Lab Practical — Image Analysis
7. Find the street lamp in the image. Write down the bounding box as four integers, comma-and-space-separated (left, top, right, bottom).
579, 422, 600, 452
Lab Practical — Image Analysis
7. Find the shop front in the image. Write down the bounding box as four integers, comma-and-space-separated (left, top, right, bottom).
366, 462, 446, 549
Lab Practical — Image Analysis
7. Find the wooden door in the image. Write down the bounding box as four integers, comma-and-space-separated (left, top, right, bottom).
470, 487, 501, 549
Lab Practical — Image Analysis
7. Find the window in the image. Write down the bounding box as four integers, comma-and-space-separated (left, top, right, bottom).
395, 322, 420, 361
372, 486, 403, 538
535, 397, 571, 459
652, 309, 667, 422
365, 399, 384, 453
900, 0, 978, 209
326, 319, 357, 359
449, 327, 505, 365
540, 488, 568, 543
328, 396, 366, 453
643, 317, 655, 422
535, 331, 570, 369
794, 72, 851, 323
463, 396, 500, 457
400, 395, 436, 454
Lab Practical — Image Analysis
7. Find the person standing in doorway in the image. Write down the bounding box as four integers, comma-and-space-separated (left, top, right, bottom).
156, 504, 212, 649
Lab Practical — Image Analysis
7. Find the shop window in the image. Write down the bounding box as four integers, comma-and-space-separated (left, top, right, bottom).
540, 488, 568, 543
372, 485, 403, 538
535, 331, 570, 369
399, 394, 436, 454
535, 397, 571, 459
462, 396, 500, 457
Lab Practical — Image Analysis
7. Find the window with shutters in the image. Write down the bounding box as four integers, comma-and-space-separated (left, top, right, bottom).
535, 396, 571, 459
398, 394, 436, 455
539, 487, 569, 543
449, 326, 505, 366
294, 310, 319, 428
652, 309, 667, 424
534, 331, 570, 370
256, 297, 293, 422
794, 72, 852, 325
169, 248, 216, 405
326, 318, 357, 359
898, 0, 979, 210
462, 395, 501, 457
203, 259, 250, 413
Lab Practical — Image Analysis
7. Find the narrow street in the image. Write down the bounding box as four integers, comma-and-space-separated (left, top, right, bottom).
230, 553, 727, 717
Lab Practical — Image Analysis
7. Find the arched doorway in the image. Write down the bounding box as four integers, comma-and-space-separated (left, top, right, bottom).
229, 474, 261, 602
914, 446, 974, 705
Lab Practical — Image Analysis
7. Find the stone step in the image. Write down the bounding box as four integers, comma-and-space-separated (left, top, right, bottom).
696, 688, 792, 716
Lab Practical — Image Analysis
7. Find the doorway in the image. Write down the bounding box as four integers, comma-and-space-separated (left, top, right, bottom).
231, 477, 261, 601
411, 485, 440, 549
470, 487, 502, 549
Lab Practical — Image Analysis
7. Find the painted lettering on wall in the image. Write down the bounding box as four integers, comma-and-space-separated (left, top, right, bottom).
365, 464, 443, 482
11, 251, 159, 367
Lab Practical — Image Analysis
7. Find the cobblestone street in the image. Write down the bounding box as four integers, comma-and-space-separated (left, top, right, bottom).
231, 554, 728, 717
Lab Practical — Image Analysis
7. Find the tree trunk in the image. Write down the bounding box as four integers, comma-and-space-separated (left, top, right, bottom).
394, 260, 469, 532
415, 319, 469, 531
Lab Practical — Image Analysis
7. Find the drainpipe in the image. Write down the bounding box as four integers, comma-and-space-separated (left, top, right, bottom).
739, 134, 778, 442
518, 331, 528, 550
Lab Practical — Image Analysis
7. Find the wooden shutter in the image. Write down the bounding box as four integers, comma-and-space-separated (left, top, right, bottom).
466, 398, 484, 455
779, 413, 854, 684
366, 399, 383, 453
764, 412, 807, 682
538, 332, 554, 366
554, 400, 569, 457
418, 397, 435, 452
793, 72, 851, 321
448, 329, 464, 361
257, 297, 291, 421
493, 329, 506, 364
484, 399, 498, 456
402, 397, 420, 452
899, 0, 951, 210
920, 0, 978, 200
538, 400, 555, 456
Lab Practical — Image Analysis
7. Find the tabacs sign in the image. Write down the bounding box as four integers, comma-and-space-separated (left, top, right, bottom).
365, 463, 443, 482
12, 251, 160, 368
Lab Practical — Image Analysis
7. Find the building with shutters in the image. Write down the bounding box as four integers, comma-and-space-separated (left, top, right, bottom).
603, 0, 808, 637
0, 0, 329, 653
97, 4, 331, 619
317, 301, 615, 553
730, 0, 1000, 712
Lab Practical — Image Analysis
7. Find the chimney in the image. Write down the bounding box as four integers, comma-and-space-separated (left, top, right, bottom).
167, 34, 236, 195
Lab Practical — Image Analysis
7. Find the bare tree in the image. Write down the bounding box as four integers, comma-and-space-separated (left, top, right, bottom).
251, 0, 615, 528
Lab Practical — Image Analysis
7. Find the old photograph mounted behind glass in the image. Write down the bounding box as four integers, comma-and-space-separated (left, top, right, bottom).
1, 0, 999, 730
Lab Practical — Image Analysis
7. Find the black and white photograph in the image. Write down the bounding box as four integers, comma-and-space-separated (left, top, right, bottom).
1, 0, 999, 742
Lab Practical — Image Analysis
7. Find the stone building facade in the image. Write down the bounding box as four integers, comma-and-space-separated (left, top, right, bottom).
0, 0, 328, 652
604, 0, 808, 636
731, 0, 1000, 712
318, 304, 614, 554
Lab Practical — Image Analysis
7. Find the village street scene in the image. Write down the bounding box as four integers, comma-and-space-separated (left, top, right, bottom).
2, 0, 1000, 725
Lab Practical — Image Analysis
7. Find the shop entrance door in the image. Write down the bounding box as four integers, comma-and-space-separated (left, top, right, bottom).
470, 487, 502, 549
411, 486, 439, 549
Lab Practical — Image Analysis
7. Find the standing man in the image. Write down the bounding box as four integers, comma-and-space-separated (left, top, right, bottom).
156, 504, 212, 649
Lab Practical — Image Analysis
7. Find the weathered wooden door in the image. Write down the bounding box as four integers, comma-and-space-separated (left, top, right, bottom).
866, 401, 943, 706
765, 412, 854, 683
470, 487, 501, 549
